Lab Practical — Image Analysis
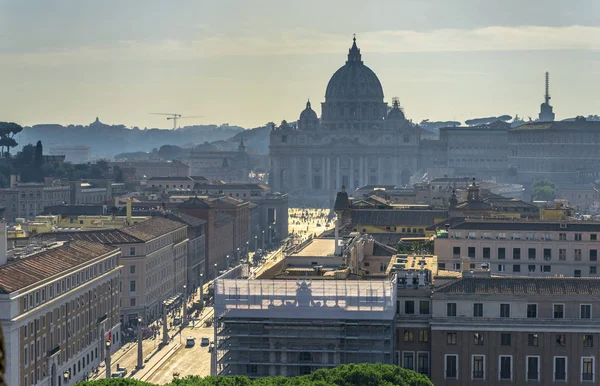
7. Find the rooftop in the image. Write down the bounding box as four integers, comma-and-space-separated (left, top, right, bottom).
350, 209, 448, 227
436, 277, 600, 296
291, 238, 336, 257
448, 219, 600, 232
510, 119, 600, 132
0, 241, 119, 294
119, 216, 186, 241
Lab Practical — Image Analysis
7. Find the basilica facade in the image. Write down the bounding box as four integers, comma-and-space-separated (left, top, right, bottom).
269, 37, 420, 198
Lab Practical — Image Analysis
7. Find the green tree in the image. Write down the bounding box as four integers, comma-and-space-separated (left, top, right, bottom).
532, 179, 557, 201
0, 122, 22, 156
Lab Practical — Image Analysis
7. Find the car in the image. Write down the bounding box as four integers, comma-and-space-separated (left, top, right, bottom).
116, 365, 127, 376
201, 337, 210, 346
111, 372, 124, 378
185, 337, 195, 347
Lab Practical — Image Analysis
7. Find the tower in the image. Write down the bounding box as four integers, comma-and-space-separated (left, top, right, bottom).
538, 72, 555, 122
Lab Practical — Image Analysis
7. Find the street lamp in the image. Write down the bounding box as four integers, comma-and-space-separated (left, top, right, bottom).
162, 301, 169, 346
105, 339, 112, 379
63, 369, 70, 385
199, 273, 204, 306
214, 263, 218, 280
236, 247, 240, 262
136, 316, 144, 369
182, 284, 188, 326
226, 254, 230, 269
262, 230, 265, 252
254, 235, 258, 252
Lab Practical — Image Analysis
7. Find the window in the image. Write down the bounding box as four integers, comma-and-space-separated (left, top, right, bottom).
582, 357, 594, 382
474, 333, 484, 345
129, 247, 135, 256
512, 264, 521, 272
446, 332, 457, 345
554, 304, 564, 319
544, 248, 552, 260
591, 266, 597, 275
512, 248, 521, 260
483, 247, 490, 259
575, 249, 583, 261
453, 246, 461, 256
447, 303, 457, 317
499, 356, 512, 380
543, 265, 552, 272
528, 333, 539, 347
501, 333, 511, 346
418, 330, 429, 343
528, 248, 536, 260
528, 264, 536, 272
419, 301, 430, 315
581, 304, 592, 319
556, 334, 566, 347
445, 354, 458, 380
468, 247, 475, 258
575, 269, 582, 277
575, 233, 583, 241
592, 250, 598, 261
498, 248, 505, 259
559, 248, 567, 260
404, 300, 414, 314
583, 334, 593, 347
472, 355, 485, 380
500, 303, 510, 318
554, 357, 567, 381
403, 329, 413, 342
129, 298, 135, 307
473, 303, 483, 317
129, 265, 136, 274
453, 262, 461, 270
559, 232, 567, 240
246, 364, 258, 375
527, 356, 540, 381
402, 352, 414, 370
417, 352, 429, 375
129, 281, 136, 292
497, 264, 505, 272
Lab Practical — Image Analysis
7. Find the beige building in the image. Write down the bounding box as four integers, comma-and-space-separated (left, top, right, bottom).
0, 240, 122, 386
37, 217, 188, 325
429, 277, 600, 385
0, 180, 71, 222
435, 219, 600, 277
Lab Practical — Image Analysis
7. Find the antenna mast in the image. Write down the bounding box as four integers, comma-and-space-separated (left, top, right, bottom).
545, 72, 551, 104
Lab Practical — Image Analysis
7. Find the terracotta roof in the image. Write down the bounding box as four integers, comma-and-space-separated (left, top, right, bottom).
350, 209, 448, 227
449, 219, 600, 232
166, 212, 206, 228
436, 277, 600, 295
53, 229, 141, 244
147, 176, 194, 181
0, 241, 119, 294
120, 217, 186, 241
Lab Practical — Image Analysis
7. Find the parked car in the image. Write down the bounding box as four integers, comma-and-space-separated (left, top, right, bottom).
186, 337, 195, 347
111, 372, 124, 378
116, 365, 127, 376
201, 337, 210, 346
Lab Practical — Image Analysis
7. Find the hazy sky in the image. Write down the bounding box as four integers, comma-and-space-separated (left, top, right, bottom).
1, 0, 600, 129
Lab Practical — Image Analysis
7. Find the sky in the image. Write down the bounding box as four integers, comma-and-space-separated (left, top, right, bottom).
1, 0, 600, 129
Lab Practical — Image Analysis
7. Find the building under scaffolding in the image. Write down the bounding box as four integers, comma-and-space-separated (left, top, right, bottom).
214, 277, 396, 377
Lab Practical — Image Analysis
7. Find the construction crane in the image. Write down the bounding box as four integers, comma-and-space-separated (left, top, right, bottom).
149, 113, 204, 129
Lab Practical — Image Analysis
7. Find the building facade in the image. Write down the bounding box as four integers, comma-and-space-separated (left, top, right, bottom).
269, 37, 420, 200
435, 219, 600, 277
47, 146, 90, 164
188, 141, 250, 182
0, 180, 71, 222
0, 240, 122, 386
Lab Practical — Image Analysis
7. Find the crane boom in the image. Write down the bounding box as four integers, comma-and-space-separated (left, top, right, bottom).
149, 113, 204, 129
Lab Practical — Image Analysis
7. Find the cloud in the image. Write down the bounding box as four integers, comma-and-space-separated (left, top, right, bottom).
1, 25, 599, 66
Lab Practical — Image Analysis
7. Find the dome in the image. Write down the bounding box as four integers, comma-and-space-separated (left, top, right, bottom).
387, 99, 406, 120
299, 100, 318, 121
324, 37, 384, 101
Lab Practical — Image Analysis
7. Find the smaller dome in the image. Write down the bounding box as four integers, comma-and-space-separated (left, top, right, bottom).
299, 100, 318, 121
387, 98, 405, 120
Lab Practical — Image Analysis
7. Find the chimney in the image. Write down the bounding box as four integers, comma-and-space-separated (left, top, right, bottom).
126, 199, 132, 225
0, 220, 7, 266
418, 271, 426, 287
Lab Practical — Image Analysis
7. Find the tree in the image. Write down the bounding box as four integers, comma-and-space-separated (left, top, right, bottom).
0, 122, 22, 156
532, 179, 557, 201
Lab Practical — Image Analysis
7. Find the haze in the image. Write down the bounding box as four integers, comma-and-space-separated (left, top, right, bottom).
1, 0, 600, 128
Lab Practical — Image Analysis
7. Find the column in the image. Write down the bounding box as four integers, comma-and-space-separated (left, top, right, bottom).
307, 156, 312, 190
350, 156, 354, 192
359, 156, 364, 188
336, 157, 341, 190
327, 157, 332, 191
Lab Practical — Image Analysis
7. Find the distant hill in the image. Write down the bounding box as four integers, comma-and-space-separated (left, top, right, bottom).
18, 118, 245, 158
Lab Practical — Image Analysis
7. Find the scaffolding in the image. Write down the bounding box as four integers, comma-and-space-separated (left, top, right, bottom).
214, 278, 396, 377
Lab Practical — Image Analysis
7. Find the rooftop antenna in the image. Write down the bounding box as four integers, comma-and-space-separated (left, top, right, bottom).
544, 72, 551, 105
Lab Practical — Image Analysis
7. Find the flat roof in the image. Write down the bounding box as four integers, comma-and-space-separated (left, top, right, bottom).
291, 238, 335, 257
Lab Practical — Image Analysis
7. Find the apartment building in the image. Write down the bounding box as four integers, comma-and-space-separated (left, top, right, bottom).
430, 277, 600, 385
36, 217, 188, 325
166, 212, 206, 292
0, 181, 71, 222
0, 240, 122, 386
435, 219, 600, 277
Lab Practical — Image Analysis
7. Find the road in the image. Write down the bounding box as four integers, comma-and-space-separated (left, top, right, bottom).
289, 208, 335, 240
